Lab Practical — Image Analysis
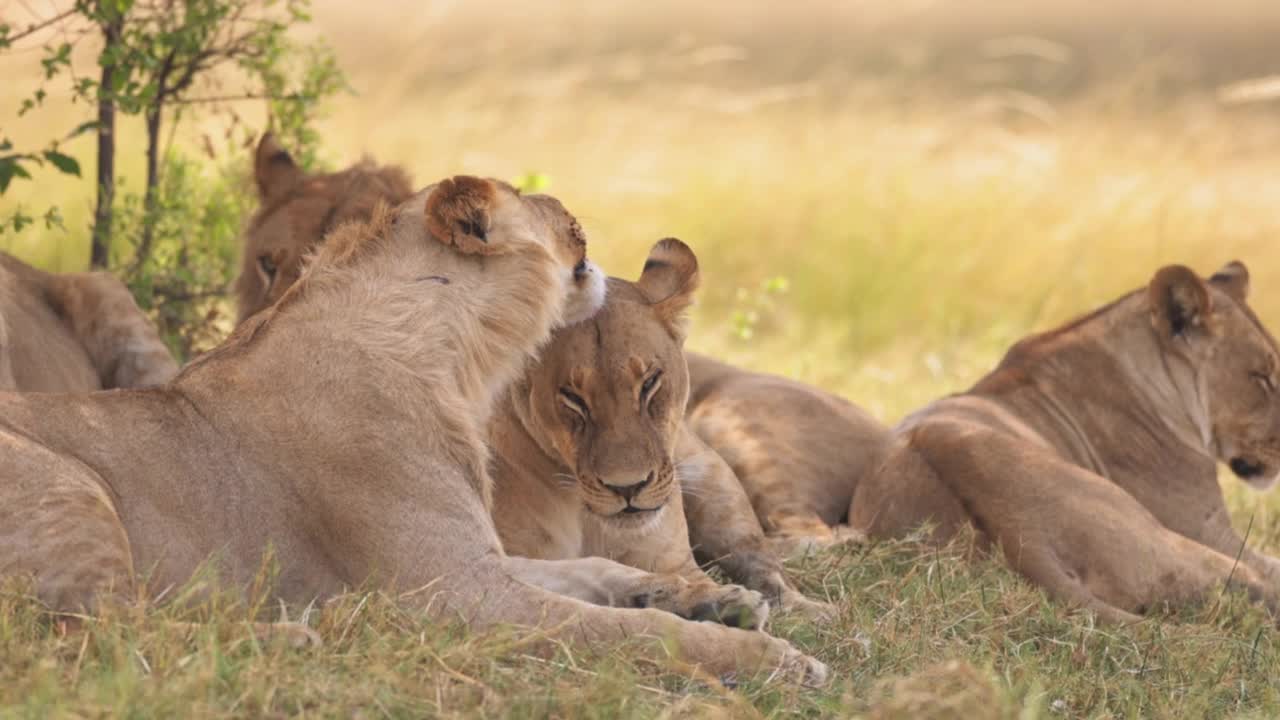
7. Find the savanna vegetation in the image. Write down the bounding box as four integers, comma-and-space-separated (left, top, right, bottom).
4, 1, 1280, 716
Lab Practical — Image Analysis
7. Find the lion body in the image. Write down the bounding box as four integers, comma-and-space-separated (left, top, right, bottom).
850, 262, 1280, 622
685, 352, 890, 553
0, 252, 176, 392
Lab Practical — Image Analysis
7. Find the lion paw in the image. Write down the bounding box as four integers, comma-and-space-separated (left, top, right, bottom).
637, 581, 771, 630
685, 584, 771, 630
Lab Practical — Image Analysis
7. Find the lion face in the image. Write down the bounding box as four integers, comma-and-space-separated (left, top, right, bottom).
1150, 261, 1280, 490
511, 239, 700, 531
235, 134, 415, 324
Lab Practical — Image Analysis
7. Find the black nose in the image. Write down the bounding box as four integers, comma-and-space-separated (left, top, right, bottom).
603, 471, 654, 502
1230, 457, 1266, 478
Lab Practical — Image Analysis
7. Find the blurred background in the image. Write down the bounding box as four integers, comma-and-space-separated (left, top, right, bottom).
4, 0, 1280, 426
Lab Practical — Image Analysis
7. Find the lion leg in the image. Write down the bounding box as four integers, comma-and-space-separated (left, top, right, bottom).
907, 421, 1280, 621
46, 272, 179, 389
677, 429, 835, 620
430, 554, 828, 685
848, 433, 973, 544
503, 555, 769, 629
0, 439, 136, 614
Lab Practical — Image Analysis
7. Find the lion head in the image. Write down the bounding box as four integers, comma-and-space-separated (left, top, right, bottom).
1149, 260, 1280, 490
505, 238, 700, 530
235, 134, 415, 323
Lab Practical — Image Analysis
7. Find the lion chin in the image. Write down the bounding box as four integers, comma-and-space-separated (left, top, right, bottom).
589, 503, 667, 536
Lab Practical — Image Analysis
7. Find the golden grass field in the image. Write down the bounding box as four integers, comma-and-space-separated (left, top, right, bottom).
6, 0, 1280, 716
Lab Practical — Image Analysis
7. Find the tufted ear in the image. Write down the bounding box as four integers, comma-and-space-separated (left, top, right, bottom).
636, 238, 700, 341
1208, 260, 1250, 303
424, 176, 502, 255
254, 133, 302, 202
1148, 264, 1213, 339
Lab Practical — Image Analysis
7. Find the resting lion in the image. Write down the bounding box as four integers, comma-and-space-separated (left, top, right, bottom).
235, 133, 414, 324
685, 353, 891, 555
0, 251, 177, 392
0, 176, 825, 683
492, 237, 831, 624
234, 136, 827, 618
850, 261, 1280, 623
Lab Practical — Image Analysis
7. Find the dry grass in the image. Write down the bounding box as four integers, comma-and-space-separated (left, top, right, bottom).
5, 0, 1280, 716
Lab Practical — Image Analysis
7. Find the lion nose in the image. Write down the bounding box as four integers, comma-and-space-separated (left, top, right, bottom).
602, 471, 655, 502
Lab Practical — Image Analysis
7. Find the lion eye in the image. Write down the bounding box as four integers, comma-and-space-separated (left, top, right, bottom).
640, 370, 663, 402
559, 388, 589, 418
1253, 372, 1276, 393
257, 254, 278, 280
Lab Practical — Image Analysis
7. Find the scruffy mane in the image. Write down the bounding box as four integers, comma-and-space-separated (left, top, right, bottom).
247, 159, 413, 239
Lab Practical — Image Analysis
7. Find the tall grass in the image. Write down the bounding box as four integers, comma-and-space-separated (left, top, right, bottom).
4, 0, 1280, 715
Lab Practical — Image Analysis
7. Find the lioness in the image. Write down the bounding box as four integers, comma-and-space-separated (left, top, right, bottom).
0, 251, 177, 392
685, 354, 891, 554
850, 261, 1280, 623
492, 237, 830, 624
1, 177, 825, 683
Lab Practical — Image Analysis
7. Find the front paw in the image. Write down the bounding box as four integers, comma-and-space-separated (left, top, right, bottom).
686, 583, 771, 630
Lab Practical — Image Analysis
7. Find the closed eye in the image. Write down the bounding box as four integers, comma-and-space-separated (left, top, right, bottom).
559, 387, 589, 418
640, 370, 663, 403
1253, 371, 1276, 394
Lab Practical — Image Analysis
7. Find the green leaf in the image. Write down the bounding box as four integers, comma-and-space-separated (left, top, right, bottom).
65, 120, 101, 139
42, 150, 81, 177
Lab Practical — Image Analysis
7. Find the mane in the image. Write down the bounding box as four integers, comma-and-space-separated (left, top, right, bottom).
247, 159, 414, 247
272, 202, 401, 314
971, 289, 1142, 394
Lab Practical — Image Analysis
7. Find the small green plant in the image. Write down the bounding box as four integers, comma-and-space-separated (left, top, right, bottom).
729, 275, 790, 341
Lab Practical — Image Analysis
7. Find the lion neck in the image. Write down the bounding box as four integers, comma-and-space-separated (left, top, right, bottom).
180, 219, 569, 508
981, 295, 1218, 493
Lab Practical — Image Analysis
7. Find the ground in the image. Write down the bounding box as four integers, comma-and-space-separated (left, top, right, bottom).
3, 1, 1280, 716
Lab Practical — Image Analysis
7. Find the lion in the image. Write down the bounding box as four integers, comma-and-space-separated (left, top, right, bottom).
235, 133, 414, 324
0, 251, 177, 392
0, 176, 826, 684
685, 353, 891, 555
849, 261, 1280, 623
491, 237, 832, 626
233, 136, 830, 617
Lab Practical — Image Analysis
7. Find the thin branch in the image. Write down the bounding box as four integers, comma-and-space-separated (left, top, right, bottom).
168, 91, 303, 105
2, 7, 77, 45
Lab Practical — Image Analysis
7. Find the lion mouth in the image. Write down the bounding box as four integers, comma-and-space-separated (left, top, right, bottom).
620, 505, 661, 515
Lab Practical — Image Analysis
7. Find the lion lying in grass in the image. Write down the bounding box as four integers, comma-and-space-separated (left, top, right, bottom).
0, 251, 176, 392
0, 176, 825, 683
491, 237, 831, 624
851, 261, 1280, 623
685, 353, 890, 555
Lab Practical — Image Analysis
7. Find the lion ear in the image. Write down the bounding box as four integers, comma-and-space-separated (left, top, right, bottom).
1208, 260, 1250, 303
254, 133, 302, 202
424, 176, 500, 255
1148, 264, 1213, 339
637, 238, 700, 341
